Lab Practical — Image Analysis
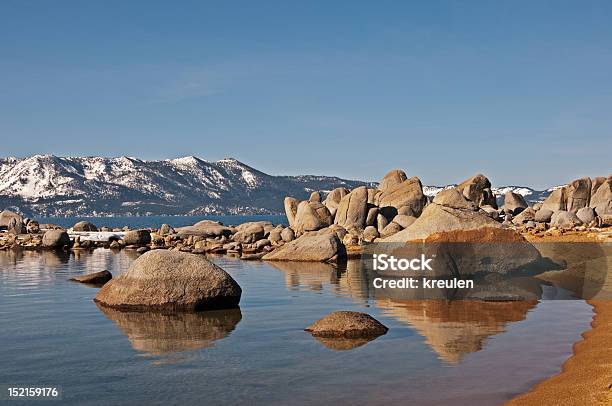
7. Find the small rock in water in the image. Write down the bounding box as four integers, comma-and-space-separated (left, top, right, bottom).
305, 311, 388, 338
70, 270, 112, 285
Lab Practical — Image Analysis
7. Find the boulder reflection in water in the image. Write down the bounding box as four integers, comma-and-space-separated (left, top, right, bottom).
96, 304, 242, 356
378, 299, 537, 363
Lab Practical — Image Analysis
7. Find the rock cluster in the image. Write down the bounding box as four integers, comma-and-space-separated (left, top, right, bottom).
504, 176, 612, 235
1, 173, 611, 257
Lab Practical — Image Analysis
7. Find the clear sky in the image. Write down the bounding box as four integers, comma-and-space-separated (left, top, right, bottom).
1, 1, 610, 188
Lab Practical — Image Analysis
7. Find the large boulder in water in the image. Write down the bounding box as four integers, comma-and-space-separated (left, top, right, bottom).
384, 189, 500, 242
293, 201, 333, 233
94, 250, 241, 311
262, 234, 344, 262
456, 174, 497, 209
42, 230, 71, 248
376, 176, 427, 216
334, 186, 368, 230
73, 221, 98, 232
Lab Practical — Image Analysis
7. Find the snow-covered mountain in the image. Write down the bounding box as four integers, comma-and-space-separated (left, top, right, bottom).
0, 155, 554, 217
0, 155, 372, 217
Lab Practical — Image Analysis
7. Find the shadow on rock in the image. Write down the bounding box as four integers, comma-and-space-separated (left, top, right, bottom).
96, 303, 242, 356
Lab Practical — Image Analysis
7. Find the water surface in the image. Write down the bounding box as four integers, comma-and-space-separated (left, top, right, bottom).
0, 249, 593, 405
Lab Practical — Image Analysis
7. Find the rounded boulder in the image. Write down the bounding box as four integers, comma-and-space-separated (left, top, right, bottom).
73, 221, 98, 232
42, 230, 71, 248
123, 230, 151, 246
94, 250, 242, 311
305, 311, 388, 338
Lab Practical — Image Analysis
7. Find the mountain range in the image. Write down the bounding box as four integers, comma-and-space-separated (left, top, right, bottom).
0, 155, 555, 217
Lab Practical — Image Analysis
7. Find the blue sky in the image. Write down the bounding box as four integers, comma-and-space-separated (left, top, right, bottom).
1, 1, 610, 188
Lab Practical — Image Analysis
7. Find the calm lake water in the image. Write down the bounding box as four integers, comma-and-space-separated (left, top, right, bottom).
0, 242, 593, 405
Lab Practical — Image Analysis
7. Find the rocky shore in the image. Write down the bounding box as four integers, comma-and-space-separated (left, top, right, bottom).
1, 171, 611, 258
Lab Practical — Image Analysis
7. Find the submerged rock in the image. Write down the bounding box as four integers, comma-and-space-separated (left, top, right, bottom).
70, 270, 112, 285
305, 311, 388, 338
95, 250, 241, 311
